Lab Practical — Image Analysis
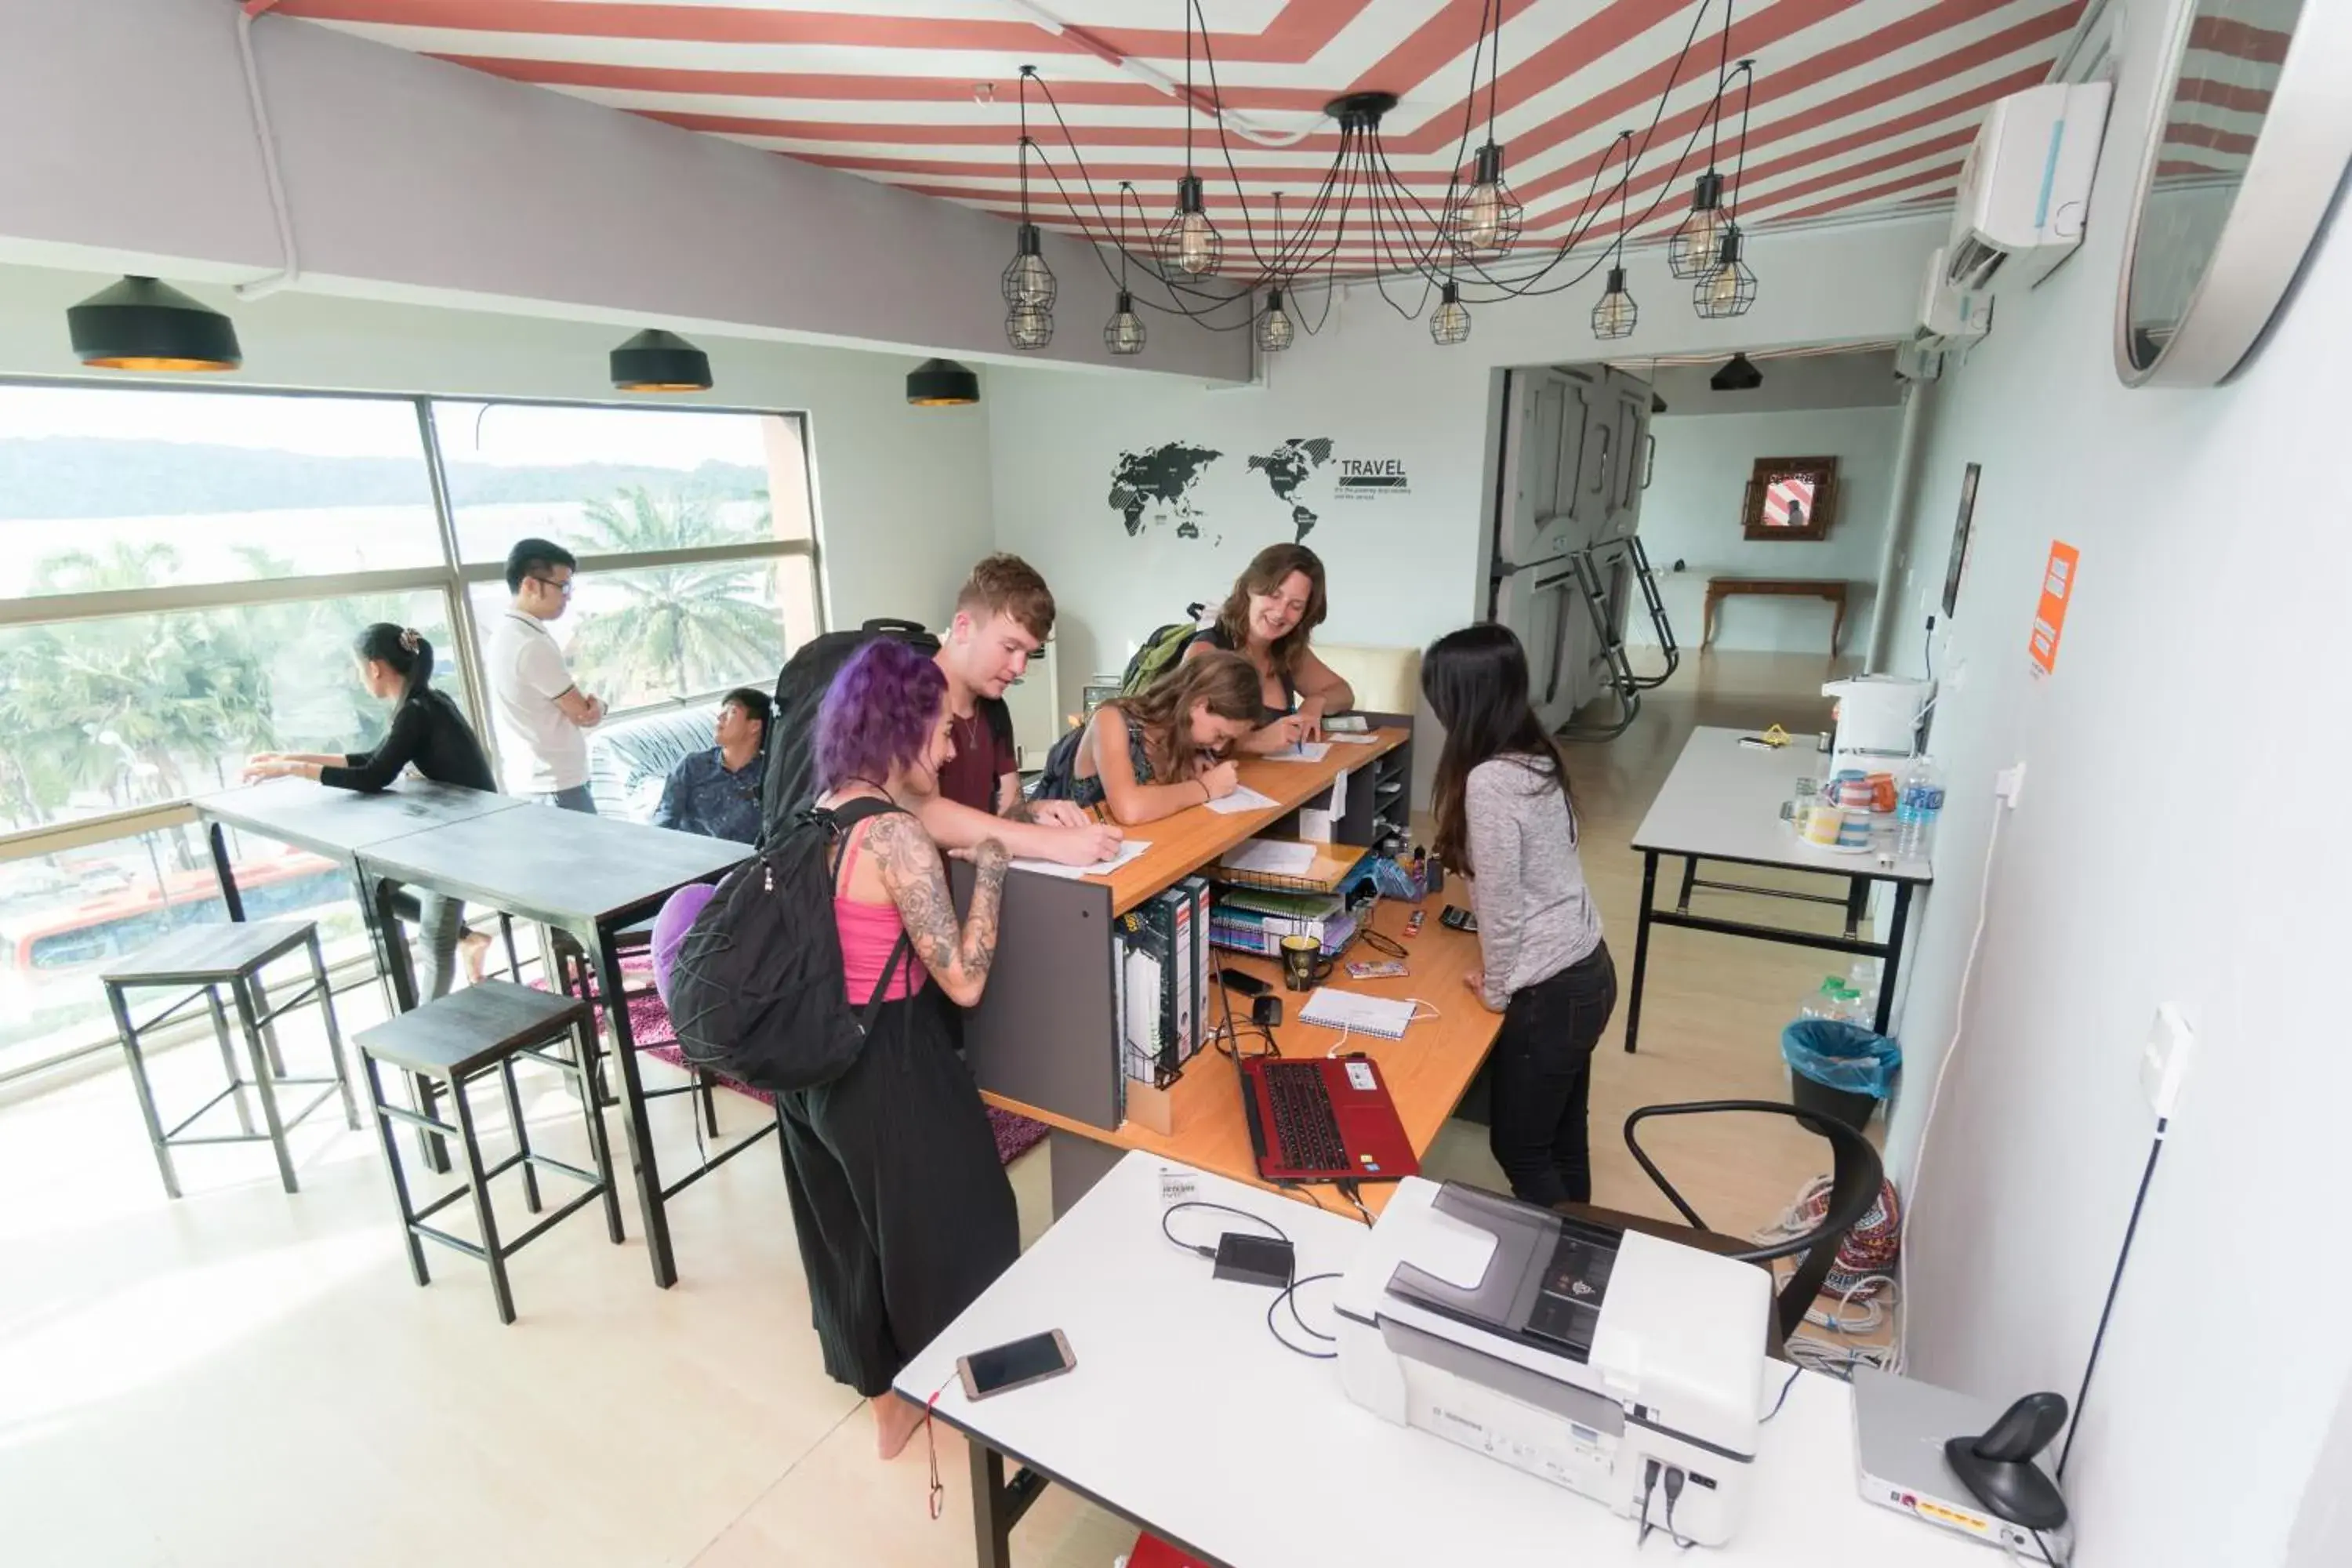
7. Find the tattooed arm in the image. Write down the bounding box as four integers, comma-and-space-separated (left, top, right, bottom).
866, 811, 1008, 1007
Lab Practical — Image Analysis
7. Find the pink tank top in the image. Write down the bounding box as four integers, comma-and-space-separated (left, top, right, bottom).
834, 817, 924, 1004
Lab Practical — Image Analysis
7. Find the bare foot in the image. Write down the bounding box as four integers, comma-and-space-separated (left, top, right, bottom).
459, 930, 492, 985
872, 1393, 926, 1461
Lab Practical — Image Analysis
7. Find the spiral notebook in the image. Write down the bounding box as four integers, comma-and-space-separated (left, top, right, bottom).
1298, 987, 1418, 1040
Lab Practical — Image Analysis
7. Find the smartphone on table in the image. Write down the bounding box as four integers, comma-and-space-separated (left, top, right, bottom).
1439, 905, 1478, 934
957, 1330, 1076, 1401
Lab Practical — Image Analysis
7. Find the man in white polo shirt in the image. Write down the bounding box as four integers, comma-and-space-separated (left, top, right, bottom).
486, 538, 604, 811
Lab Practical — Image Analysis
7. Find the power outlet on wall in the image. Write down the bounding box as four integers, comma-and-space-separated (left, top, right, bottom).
1994, 763, 2026, 807
2140, 1004, 2195, 1120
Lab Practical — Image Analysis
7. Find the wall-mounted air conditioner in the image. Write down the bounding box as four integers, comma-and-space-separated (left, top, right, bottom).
1917, 245, 1993, 354
1944, 80, 2114, 293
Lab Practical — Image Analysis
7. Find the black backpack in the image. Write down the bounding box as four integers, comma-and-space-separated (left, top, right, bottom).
666, 796, 913, 1094
757, 618, 938, 850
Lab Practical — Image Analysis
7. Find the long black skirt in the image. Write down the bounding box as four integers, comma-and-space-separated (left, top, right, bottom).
775, 984, 1019, 1398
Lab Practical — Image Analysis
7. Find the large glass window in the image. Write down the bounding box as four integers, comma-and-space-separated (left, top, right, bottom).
0, 592, 455, 835
432, 401, 813, 563
0, 383, 822, 1085
0, 385, 442, 599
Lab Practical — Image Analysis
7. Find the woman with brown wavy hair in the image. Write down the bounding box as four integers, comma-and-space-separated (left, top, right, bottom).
1182, 542, 1356, 750
1033, 651, 1262, 826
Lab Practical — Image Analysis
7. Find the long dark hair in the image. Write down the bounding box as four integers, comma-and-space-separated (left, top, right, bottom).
1421, 623, 1573, 874
355, 623, 435, 706
1214, 543, 1327, 676
1110, 649, 1260, 782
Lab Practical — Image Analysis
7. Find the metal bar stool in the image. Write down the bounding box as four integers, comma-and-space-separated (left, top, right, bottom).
354, 981, 624, 1325
100, 920, 357, 1198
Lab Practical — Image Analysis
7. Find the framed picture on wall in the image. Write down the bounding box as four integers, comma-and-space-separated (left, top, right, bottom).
1941, 462, 1982, 618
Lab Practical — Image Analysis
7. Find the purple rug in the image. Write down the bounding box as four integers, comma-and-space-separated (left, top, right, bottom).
596, 971, 1051, 1167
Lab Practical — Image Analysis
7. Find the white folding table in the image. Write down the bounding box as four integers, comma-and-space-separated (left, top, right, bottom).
1623, 727, 1933, 1051
895, 1151, 1989, 1568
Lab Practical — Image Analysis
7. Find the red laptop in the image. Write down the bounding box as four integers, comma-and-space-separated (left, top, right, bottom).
1240, 1054, 1418, 1184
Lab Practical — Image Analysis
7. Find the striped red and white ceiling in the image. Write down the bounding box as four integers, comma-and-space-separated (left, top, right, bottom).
269, 0, 2100, 275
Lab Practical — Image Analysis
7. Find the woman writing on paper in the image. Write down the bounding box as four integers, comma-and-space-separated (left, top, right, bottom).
1183, 543, 1355, 750
1423, 624, 1617, 1207
243, 625, 495, 1001
1032, 651, 1261, 826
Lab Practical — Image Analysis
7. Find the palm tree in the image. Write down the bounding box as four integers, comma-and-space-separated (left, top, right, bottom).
564, 486, 785, 702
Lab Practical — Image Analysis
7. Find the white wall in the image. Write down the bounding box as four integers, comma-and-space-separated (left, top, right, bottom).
1872, 0, 2352, 1560
1633, 405, 1903, 654
0, 263, 996, 629
0, 0, 1244, 382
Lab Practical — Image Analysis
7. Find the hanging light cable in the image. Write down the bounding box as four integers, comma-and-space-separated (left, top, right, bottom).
1668, 0, 1737, 280
1004, 67, 1056, 350
1696, 60, 1759, 319
1105, 181, 1148, 354
1157, 3, 1221, 278
1592, 132, 1639, 341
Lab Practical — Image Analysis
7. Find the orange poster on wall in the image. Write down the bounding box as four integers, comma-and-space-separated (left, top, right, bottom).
2028, 540, 2079, 677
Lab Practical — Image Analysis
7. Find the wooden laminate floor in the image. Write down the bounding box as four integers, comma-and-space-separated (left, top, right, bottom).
0, 651, 1873, 1568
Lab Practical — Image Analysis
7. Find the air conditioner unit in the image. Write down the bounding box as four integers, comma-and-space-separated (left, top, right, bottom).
1917, 245, 1992, 350
1944, 80, 2113, 293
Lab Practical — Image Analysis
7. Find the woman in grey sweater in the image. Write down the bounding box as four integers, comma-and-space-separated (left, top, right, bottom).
1423, 624, 1617, 1207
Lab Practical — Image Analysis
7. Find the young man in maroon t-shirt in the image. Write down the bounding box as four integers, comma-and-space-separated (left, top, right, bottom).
912, 554, 1122, 867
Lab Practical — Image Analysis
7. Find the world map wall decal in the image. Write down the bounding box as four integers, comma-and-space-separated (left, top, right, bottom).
1107, 436, 1351, 544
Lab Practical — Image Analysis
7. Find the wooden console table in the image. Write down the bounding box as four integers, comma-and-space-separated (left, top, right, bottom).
1703, 576, 1850, 655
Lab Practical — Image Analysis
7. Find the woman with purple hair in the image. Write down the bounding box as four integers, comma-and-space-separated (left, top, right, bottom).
777, 637, 1017, 1461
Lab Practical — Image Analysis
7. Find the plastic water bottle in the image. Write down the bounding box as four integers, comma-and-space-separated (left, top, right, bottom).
1895, 757, 1945, 862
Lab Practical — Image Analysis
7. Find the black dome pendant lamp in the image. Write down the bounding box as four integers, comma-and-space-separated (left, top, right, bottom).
67, 276, 241, 372
610, 329, 713, 392
906, 358, 980, 407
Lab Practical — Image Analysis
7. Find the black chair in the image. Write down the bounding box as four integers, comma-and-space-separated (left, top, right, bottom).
354, 981, 623, 1325
100, 920, 358, 1198
1555, 1099, 1884, 1351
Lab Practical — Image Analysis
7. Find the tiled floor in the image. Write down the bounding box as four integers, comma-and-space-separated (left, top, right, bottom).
0, 652, 1875, 1566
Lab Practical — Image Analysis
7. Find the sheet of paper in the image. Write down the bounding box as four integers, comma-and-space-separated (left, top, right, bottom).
1220, 839, 1319, 877
1009, 839, 1152, 880
1204, 784, 1279, 816
1324, 732, 1380, 746
1262, 740, 1333, 763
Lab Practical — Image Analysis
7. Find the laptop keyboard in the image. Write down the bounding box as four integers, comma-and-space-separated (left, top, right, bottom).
1263, 1061, 1349, 1172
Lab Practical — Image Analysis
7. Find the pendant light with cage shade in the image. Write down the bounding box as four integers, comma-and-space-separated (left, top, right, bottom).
1104, 183, 1148, 356
1668, 0, 1740, 281
1003, 71, 1056, 350
1156, 13, 1221, 278
1446, 5, 1521, 259
1591, 132, 1639, 341
1693, 64, 1760, 320
1257, 196, 1295, 354
1431, 281, 1471, 346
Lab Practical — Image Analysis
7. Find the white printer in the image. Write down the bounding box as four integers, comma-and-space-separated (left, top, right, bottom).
1334, 1178, 1775, 1548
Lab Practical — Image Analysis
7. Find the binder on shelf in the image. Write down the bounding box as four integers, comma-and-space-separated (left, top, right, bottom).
1152, 887, 1196, 1072
1180, 875, 1212, 1064
1115, 909, 1175, 1091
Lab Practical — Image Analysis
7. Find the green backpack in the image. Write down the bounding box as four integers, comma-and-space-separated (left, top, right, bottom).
1117, 603, 1209, 695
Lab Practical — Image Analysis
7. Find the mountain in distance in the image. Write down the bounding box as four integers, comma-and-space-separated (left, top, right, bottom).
0, 437, 767, 520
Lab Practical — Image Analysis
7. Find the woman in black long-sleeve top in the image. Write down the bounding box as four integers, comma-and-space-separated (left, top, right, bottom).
245, 625, 496, 999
